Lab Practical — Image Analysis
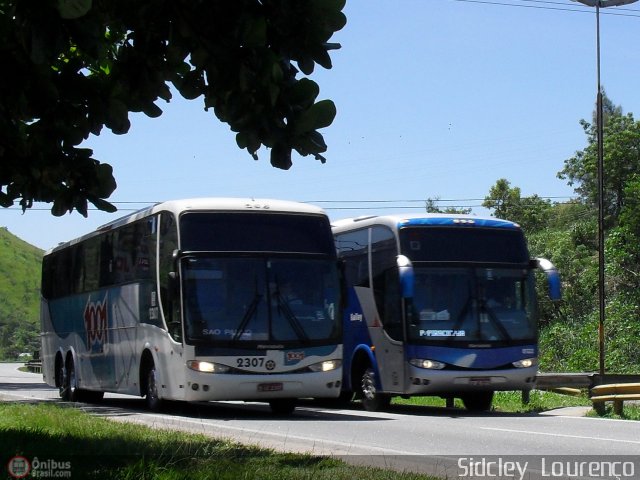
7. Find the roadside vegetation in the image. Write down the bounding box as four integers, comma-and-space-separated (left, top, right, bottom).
391, 390, 640, 419
585, 404, 640, 421
485, 97, 640, 376
0, 402, 434, 480
0, 228, 42, 360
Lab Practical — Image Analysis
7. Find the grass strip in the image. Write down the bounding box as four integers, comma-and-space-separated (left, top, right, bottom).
0, 402, 436, 480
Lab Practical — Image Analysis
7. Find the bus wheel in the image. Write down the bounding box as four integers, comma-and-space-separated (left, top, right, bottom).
269, 399, 296, 415
145, 364, 162, 411
360, 368, 390, 412
62, 359, 79, 402
461, 391, 494, 412
56, 359, 67, 400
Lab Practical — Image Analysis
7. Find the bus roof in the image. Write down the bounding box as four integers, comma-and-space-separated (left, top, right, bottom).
46, 198, 328, 254
331, 213, 521, 233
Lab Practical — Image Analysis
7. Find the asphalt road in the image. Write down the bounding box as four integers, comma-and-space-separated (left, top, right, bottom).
2, 363, 639, 479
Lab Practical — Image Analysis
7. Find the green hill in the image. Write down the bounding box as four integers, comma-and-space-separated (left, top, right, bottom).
0, 227, 43, 359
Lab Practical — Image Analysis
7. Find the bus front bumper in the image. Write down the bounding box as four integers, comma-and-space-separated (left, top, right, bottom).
182, 369, 343, 402
405, 364, 537, 395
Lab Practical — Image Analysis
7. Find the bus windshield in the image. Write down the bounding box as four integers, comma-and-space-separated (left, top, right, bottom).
182, 257, 340, 346
407, 267, 537, 345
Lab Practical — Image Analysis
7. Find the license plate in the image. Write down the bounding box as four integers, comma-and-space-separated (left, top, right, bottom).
257, 382, 283, 392
469, 377, 491, 386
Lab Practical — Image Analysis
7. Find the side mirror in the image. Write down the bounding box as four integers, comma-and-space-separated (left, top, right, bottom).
532, 257, 561, 301
167, 249, 182, 301
397, 255, 414, 299
172, 249, 180, 267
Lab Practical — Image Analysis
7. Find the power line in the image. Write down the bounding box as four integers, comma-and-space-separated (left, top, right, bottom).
305, 196, 573, 203
450, 0, 640, 17
0, 196, 580, 213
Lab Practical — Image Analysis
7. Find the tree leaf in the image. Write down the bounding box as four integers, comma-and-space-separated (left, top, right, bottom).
142, 102, 163, 118
293, 99, 336, 135
57, 0, 92, 19
270, 144, 292, 170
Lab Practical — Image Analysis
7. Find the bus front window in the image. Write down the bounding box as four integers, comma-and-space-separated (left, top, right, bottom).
182, 257, 340, 346
407, 268, 536, 345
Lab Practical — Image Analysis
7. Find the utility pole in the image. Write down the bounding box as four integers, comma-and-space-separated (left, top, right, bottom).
572, 0, 639, 376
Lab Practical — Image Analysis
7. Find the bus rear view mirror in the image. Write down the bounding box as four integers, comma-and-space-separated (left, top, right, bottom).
533, 257, 561, 301
397, 255, 414, 299
166, 249, 182, 301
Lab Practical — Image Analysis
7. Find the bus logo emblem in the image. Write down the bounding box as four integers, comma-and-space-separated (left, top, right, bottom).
84, 294, 108, 352
286, 351, 305, 362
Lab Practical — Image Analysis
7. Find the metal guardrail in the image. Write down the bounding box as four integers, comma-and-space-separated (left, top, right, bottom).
590, 383, 640, 415
535, 373, 593, 389
535, 373, 640, 415
25, 360, 42, 374
536, 372, 640, 389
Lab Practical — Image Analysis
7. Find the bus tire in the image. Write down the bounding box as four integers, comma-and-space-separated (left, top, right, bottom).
56, 356, 66, 400
62, 357, 79, 402
269, 399, 296, 415
360, 367, 391, 412
144, 363, 162, 411
461, 391, 494, 412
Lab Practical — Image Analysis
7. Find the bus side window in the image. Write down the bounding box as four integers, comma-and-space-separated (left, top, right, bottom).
99, 234, 114, 287
371, 226, 402, 340
335, 229, 369, 288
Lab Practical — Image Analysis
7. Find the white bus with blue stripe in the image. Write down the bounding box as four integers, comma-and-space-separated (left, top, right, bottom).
40, 198, 342, 414
333, 214, 560, 412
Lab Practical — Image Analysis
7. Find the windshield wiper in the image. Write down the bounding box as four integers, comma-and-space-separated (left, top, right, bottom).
274, 284, 309, 342
233, 293, 262, 342
477, 301, 512, 341
444, 293, 472, 344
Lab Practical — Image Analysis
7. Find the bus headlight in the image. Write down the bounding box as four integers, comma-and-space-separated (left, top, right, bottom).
512, 358, 538, 368
308, 360, 342, 372
187, 360, 230, 374
409, 358, 446, 370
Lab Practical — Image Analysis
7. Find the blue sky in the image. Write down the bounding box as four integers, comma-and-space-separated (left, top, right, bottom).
3, 0, 640, 251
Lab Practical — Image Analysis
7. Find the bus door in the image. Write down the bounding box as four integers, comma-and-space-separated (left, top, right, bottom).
368, 321, 405, 394
369, 226, 406, 394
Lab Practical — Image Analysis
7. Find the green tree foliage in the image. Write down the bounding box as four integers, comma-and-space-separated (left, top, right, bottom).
513, 95, 640, 373
0, 227, 42, 359
425, 197, 471, 215
482, 178, 552, 233
0, 0, 345, 216
558, 97, 640, 226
